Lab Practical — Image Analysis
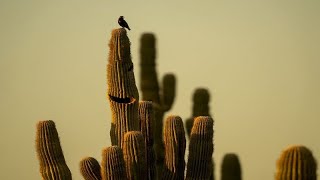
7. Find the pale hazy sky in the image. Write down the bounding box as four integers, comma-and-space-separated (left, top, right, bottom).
1, 1, 320, 179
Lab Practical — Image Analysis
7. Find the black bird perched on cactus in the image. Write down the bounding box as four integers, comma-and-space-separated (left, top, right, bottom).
118, 16, 131, 30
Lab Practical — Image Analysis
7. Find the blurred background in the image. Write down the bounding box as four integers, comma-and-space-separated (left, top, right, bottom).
1, 0, 319, 179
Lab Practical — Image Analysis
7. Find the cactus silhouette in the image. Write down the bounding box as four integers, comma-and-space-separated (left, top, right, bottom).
80, 157, 102, 180
107, 28, 140, 147
275, 145, 317, 180
122, 131, 147, 180
186, 116, 214, 180
221, 153, 242, 180
185, 88, 211, 138
138, 101, 156, 179
35, 120, 72, 180
162, 115, 186, 180
101, 146, 127, 180
139, 32, 176, 178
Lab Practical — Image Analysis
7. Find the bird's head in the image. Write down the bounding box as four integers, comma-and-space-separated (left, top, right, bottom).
120, 16, 124, 19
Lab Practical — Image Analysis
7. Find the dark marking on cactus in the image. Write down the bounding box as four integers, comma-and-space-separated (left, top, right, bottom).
108, 95, 136, 104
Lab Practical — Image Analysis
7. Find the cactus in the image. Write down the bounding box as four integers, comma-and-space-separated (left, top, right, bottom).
186, 116, 214, 180
80, 157, 102, 180
122, 131, 147, 180
140, 32, 176, 178
138, 101, 156, 179
275, 145, 317, 180
101, 146, 127, 180
221, 153, 242, 180
35, 120, 72, 180
162, 115, 186, 180
107, 28, 140, 147
185, 88, 211, 138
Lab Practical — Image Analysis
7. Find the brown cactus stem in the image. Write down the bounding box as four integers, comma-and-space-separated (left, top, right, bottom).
80, 157, 102, 180
138, 101, 156, 179
122, 131, 147, 180
101, 146, 127, 180
186, 116, 214, 180
221, 153, 242, 180
161, 115, 186, 180
275, 145, 317, 180
185, 88, 210, 138
107, 28, 139, 147
35, 120, 72, 180
140, 33, 176, 178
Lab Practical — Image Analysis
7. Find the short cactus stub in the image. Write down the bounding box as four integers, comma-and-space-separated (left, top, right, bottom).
101, 146, 127, 180
80, 157, 102, 180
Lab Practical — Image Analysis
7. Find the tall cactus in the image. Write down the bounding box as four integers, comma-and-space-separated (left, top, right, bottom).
122, 131, 147, 180
107, 28, 140, 147
221, 153, 242, 180
162, 115, 186, 180
275, 145, 317, 180
35, 120, 72, 180
185, 88, 211, 137
186, 116, 214, 180
80, 157, 102, 180
138, 101, 156, 179
101, 146, 127, 180
140, 32, 176, 178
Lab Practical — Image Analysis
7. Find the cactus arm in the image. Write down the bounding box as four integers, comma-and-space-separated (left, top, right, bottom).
80, 157, 102, 180
101, 146, 127, 180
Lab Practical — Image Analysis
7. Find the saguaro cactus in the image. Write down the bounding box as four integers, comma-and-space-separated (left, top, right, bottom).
107, 28, 140, 147
185, 88, 211, 137
275, 145, 317, 180
80, 157, 102, 180
162, 115, 186, 180
122, 131, 147, 180
101, 146, 127, 180
186, 116, 214, 180
221, 153, 242, 180
138, 101, 156, 179
140, 32, 176, 178
35, 120, 72, 180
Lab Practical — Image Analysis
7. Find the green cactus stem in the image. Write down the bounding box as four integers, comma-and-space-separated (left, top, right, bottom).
101, 146, 127, 180
275, 145, 317, 180
138, 101, 156, 179
221, 153, 242, 180
80, 157, 102, 180
122, 131, 147, 180
162, 115, 186, 180
185, 88, 211, 138
186, 116, 214, 180
107, 28, 139, 147
35, 120, 72, 180
139, 32, 176, 178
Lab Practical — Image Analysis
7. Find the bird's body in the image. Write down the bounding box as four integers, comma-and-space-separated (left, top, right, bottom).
118, 16, 131, 30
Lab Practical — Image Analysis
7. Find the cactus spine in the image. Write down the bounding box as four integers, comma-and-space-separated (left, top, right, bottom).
35, 120, 72, 180
101, 146, 127, 180
122, 131, 147, 180
162, 115, 186, 180
186, 116, 214, 180
107, 28, 139, 147
80, 157, 102, 180
221, 153, 242, 180
140, 32, 176, 178
138, 101, 156, 179
275, 145, 317, 180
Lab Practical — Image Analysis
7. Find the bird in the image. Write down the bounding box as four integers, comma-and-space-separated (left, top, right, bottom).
118, 16, 131, 30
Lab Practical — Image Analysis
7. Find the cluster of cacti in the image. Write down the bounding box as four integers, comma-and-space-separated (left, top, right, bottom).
35, 120, 72, 180
275, 145, 317, 180
35, 27, 318, 180
221, 153, 242, 180
139, 33, 176, 175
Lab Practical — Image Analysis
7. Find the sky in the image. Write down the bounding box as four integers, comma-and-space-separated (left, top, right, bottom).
1, 0, 320, 179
